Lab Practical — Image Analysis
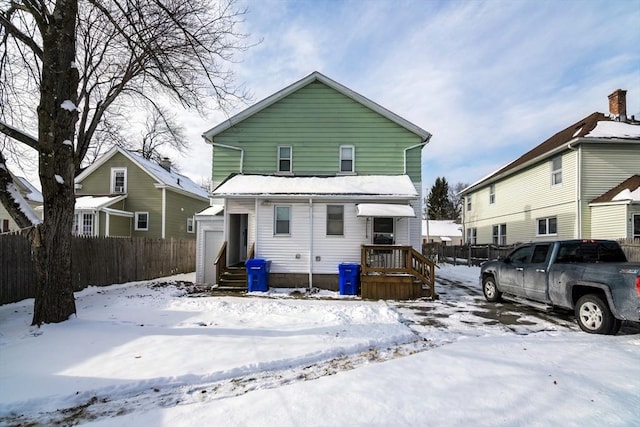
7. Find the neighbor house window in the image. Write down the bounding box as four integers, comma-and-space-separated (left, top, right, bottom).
373, 217, 394, 244
111, 167, 127, 194
537, 217, 557, 236
274, 206, 291, 235
187, 217, 195, 233
489, 184, 495, 204
466, 227, 477, 244
633, 214, 640, 240
135, 212, 149, 231
339, 145, 354, 173
551, 156, 562, 185
73, 213, 94, 236
466, 195, 472, 212
2, 219, 9, 233
492, 223, 507, 245
277, 145, 292, 173
326, 205, 344, 236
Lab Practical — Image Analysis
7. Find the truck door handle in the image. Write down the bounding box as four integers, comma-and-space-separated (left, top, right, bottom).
536, 269, 546, 273
516, 268, 524, 271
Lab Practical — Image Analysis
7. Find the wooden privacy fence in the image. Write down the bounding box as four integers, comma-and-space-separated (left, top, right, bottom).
425, 239, 640, 266
0, 235, 196, 305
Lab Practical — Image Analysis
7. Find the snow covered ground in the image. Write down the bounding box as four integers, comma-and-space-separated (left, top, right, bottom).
1, 265, 639, 426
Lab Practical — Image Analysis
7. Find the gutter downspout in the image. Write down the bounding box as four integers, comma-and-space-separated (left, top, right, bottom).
567, 140, 581, 238
403, 134, 431, 175
203, 137, 245, 174
309, 198, 313, 290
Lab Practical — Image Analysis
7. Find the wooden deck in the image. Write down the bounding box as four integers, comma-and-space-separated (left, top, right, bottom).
361, 245, 437, 300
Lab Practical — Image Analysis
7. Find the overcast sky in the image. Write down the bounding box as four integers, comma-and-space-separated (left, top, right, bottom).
174, 0, 639, 195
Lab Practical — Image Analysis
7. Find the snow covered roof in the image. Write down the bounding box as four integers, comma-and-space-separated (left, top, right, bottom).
196, 205, 224, 216
202, 71, 431, 141
590, 175, 640, 204
212, 175, 419, 198
14, 176, 43, 203
75, 147, 208, 200
75, 195, 126, 210
461, 112, 640, 195
422, 220, 462, 237
356, 203, 415, 217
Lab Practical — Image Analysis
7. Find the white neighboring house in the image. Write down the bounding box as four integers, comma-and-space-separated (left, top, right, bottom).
209, 174, 420, 288
459, 89, 640, 244
422, 220, 463, 245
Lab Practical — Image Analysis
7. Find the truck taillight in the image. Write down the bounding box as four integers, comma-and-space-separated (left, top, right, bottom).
637, 276, 640, 297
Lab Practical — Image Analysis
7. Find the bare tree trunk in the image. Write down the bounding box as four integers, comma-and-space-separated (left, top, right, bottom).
31, 0, 80, 325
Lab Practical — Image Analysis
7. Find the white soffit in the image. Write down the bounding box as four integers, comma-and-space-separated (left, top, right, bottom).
356, 203, 415, 218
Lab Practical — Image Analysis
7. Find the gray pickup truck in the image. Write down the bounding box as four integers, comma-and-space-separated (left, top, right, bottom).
480, 239, 640, 334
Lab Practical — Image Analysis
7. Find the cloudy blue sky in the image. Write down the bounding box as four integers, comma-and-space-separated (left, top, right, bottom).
177, 0, 639, 195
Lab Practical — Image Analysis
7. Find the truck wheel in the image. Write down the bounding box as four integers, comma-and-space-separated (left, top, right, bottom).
482, 276, 502, 302
575, 294, 618, 335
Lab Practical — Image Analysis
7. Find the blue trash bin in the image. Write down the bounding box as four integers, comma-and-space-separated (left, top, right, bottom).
338, 263, 361, 295
246, 258, 271, 292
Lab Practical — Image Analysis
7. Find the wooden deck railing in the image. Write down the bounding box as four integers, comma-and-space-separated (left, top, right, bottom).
361, 245, 436, 298
214, 241, 227, 285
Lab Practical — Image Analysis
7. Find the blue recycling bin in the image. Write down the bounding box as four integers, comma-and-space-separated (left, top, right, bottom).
338, 263, 361, 295
246, 258, 271, 292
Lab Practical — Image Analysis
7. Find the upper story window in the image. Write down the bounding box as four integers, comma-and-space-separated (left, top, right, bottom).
466, 195, 472, 212
537, 217, 557, 236
489, 184, 495, 204
277, 145, 292, 173
135, 212, 149, 231
339, 145, 354, 173
111, 167, 127, 194
274, 205, 291, 235
551, 156, 562, 186
326, 205, 344, 236
492, 223, 506, 245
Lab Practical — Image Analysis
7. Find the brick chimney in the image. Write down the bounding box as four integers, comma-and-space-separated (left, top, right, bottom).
608, 89, 627, 121
159, 157, 171, 172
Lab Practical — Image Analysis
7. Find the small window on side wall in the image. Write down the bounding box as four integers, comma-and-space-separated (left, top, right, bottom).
135, 212, 149, 231
551, 156, 562, 185
326, 205, 344, 236
489, 184, 495, 204
274, 206, 290, 235
111, 167, 127, 194
278, 146, 292, 173
187, 217, 195, 233
339, 146, 354, 173
537, 217, 557, 236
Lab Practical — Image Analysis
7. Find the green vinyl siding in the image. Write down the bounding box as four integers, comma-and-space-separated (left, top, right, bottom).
164, 190, 208, 240
108, 215, 132, 237
211, 81, 423, 183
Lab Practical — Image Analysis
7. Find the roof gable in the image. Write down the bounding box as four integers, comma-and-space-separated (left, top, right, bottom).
75, 147, 208, 200
202, 71, 431, 141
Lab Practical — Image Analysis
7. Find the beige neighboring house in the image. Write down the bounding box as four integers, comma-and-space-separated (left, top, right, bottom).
460, 89, 640, 244
0, 172, 43, 233
422, 220, 463, 245
74, 147, 209, 238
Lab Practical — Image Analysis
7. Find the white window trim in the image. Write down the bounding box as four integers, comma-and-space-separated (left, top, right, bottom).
187, 217, 195, 233
326, 205, 344, 236
536, 216, 558, 237
551, 156, 562, 186
466, 227, 477, 244
135, 211, 149, 231
277, 145, 292, 173
489, 184, 495, 205
274, 205, 291, 236
492, 223, 507, 245
111, 167, 127, 194
339, 145, 355, 174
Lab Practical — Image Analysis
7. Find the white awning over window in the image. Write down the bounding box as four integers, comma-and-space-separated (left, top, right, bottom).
356, 204, 415, 218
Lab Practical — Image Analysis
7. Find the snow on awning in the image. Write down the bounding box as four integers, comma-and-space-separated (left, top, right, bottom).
440, 236, 452, 242
356, 203, 415, 218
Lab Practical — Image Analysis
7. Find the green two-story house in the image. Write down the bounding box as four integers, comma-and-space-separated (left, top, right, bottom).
198, 72, 432, 289
74, 147, 209, 239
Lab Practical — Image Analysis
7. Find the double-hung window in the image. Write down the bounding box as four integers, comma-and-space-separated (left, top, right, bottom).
466, 195, 472, 212
537, 217, 557, 236
551, 156, 562, 186
339, 145, 354, 173
274, 206, 291, 235
111, 167, 127, 194
187, 217, 195, 233
633, 214, 640, 240
135, 212, 149, 231
326, 205, 344, 236
489, 184, 495, 204
466, 227, 477, 244
73, 213, 94, 236
278, 146, 292, 173
492, 223, 507, 245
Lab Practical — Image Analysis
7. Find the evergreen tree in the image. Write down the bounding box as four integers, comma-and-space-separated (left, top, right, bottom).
425, 177, 456, 220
